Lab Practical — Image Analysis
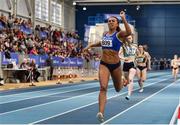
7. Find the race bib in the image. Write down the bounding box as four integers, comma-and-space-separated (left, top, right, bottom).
102, 40, 113, 47
137, 57, 144, 63
126, 47, 136, 56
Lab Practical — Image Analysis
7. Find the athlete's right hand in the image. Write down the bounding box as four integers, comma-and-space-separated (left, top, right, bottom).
120, 11, 126, 19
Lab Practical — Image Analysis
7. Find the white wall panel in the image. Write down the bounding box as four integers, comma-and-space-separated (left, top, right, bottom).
0, 0, 11, 12
17, 0, 29, 17
63, 2, 75, 31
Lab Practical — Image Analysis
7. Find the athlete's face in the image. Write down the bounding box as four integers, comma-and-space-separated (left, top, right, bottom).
126, 36, 133, 43
138, 45, 144, 52
108, 17, 119, 31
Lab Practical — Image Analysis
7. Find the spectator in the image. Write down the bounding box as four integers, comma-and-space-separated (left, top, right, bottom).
46, 53, 54, 80
19, 58, 31, 82
159, 58, 165, 70
30, 59, 40, 82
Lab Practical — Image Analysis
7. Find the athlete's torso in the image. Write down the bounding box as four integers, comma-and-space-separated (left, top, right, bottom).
101, 31, 122, 64
172, 59, 179, 68
136, 52, 147, 66
122, 43, 137, 62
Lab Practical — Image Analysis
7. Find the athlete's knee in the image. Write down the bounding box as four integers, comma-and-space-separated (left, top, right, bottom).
100, 85, 108, 92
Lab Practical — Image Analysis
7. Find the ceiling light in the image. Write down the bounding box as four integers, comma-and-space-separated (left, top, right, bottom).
136, 5, 140, 10
83, 7, 87, 10
73, 2, 76, 5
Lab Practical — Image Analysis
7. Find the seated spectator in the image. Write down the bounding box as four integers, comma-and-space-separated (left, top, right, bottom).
30, 59, 40, 82
19, 58, 31, 82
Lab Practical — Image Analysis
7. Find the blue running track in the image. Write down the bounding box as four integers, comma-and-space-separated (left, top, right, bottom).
0, 71, 179, 124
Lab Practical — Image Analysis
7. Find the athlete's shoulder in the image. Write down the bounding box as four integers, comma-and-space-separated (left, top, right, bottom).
144, 51, 148, 54
144, 52, 150, 59
103, 31, 108, 36
116, 32, 124, 43
144, 51, 150, 56
131, 43, 138, 48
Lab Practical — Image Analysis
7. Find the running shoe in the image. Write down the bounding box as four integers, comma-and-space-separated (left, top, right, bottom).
139, 88, 144, 93
96, 112, 104, 123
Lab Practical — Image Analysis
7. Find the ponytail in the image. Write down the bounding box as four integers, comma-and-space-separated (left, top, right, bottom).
116, 26, 121, 32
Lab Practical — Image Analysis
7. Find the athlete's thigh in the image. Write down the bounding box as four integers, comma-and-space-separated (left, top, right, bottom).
141, 68, 147, 81
99, 64, 110, 89
111, 67, 123, 90
136, 68, 141, 79
176, 69, 179, 74
124, 72, 129, 80
129, 68, 136, 79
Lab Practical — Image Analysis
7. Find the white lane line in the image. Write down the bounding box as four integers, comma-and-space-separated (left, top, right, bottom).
0, 89, 107, 116
0, 84, 100, 105
169, 96, 180, 125
169, 104, 179, 125
102, 79, 179, 125
0, 81, 99, 97
29, 78, 171, 124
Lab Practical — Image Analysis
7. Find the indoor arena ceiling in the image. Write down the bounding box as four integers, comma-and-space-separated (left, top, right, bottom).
72, 0, 180, 5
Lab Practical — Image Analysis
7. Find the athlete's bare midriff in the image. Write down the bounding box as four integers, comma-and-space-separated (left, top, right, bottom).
137, 62, 146, 67
101, 49, 120, 64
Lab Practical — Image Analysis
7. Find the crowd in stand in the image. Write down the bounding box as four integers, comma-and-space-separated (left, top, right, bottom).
0, 12, 84, 59
0, 12, 101, 85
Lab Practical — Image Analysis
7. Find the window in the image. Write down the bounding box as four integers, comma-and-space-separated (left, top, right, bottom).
51, 1, 62, 25
35, 0, 49, 21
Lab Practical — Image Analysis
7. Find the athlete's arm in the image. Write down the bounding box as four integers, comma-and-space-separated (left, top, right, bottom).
117, 11, 132, 39
83, 41, 101, 52
145, 52, 152, 70
171, 59, 174, 67
134, 48, 139, 65
119, 47, 125, 60
144, 53, 149, 65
